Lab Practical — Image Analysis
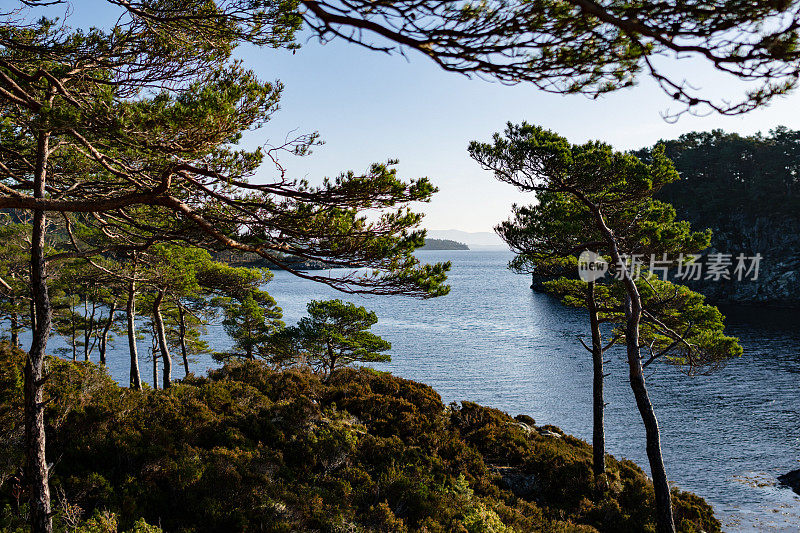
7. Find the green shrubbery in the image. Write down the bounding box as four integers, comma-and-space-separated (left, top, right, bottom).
0, 344, 719, 532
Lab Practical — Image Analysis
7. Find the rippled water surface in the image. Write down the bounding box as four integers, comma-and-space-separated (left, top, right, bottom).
70, 250, 800, 531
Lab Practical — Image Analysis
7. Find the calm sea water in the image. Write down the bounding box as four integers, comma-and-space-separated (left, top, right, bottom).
43, 250, 800, 531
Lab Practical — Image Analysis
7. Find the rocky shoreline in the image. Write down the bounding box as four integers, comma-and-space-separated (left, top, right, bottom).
677, 214, 800, 308
529, 213, 800, 309
779, 469, 800, 495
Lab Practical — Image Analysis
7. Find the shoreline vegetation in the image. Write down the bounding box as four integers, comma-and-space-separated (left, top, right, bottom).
0, 343, 719, 533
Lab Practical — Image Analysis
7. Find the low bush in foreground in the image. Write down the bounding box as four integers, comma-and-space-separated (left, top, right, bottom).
0, 344, 719, 532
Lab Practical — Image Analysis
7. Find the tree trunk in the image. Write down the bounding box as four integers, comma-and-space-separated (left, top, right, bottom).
625, 292, 675, 533
70, 302, 76, 361
587, 282, 606, 480
127, 278, 142, 390
87, 297, 98, 361
177, 303, 190, 376
590, 204, 675, 533
25, 131, 53, 533
99, 300, 117, 366
153, 289, 172, 389
10, 297, 19, 347
83, 294, 92, 361
29, 297, 36, 337
152, 339, 159, 390
326, 340, 334, 381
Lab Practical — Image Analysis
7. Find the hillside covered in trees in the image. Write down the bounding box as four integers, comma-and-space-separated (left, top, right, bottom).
636, 127, 800, 307
0, 344, 719, 533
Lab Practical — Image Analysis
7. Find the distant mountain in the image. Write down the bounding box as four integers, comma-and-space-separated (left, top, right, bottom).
426, 230, 507, 250
420, 238, 469, 250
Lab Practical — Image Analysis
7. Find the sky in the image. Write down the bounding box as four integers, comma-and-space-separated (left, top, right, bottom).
41, 2, 800, 232
240, 40, 800, 233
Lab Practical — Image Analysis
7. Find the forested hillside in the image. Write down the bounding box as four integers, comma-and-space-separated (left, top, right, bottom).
636, 127, 800, 307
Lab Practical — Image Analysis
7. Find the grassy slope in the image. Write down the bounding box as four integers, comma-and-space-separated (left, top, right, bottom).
0, 345, 718, 532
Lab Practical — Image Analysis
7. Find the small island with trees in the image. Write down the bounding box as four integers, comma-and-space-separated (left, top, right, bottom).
420, 238, 470, 250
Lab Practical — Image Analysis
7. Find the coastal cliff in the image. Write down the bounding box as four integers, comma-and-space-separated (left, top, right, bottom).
639, 127, 800, 308
675, 213, 800, 307
528, 211, 800, 307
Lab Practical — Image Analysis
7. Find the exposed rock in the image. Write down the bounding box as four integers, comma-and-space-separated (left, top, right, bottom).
514, 414, 536, 426
530, 273, 552, 292
676, 214, 800, 308
514, 421, 534, 435
492, 466, 540, 498
537, 429, 562, 439
778, 468, 800, 495
529, 214, 800, 307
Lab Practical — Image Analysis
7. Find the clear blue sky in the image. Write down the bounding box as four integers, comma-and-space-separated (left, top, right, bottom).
43, 2, 800, 232
247, 40, 800, 233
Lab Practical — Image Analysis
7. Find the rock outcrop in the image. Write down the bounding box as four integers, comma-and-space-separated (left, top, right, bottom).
529, 213, 800, 308
778, 468, 800, 495
678, 214, 800, 308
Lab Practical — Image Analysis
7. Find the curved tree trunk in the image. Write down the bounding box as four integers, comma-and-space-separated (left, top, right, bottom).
83, 294, 95, 362
153, 289, 172, 389
587, 282, 606, 480
152, 334, 159, 390
127, 277, 142, 390
590, 203, 675, 533
25, 131, 53, 533
625, 292, 675, 533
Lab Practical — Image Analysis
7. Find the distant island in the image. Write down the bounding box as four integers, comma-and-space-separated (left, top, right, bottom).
421, 238, 469, 250
427, 229, 506, 249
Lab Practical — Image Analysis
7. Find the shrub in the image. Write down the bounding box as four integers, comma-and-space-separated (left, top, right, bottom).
0, 345, 719, 532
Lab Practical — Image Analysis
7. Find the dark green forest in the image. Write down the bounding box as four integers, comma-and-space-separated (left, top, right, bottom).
421, 239, 470, 250
636, 128, 800, 306
637, 127, 800, 224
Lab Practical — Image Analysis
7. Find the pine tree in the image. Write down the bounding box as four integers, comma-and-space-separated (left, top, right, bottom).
0, 12, 447, 531
470, 123, 742, 533
269, 299, 391, 379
